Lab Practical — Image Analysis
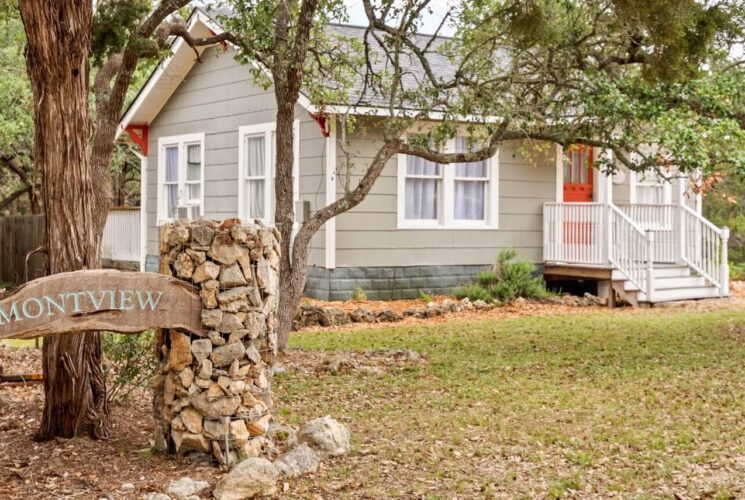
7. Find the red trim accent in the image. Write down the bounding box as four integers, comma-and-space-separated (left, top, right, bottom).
125, 125, 149, 156
308, 112, 330, 138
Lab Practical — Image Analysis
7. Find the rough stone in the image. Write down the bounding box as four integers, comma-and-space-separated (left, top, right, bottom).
179, 407, 203, 434
191, 224, 215, 247
193, 261, 221, 283
209, 242, 243, 266
169, 332, 192, 372
173, 431, 210, 453
219, 263, 249, 288
191, 392, 241, 419
297, 415, 351, 457
273, 444, 320, 478
201, 308, 223, 329
191, 339, 213, 363
213, 458, 279, 500
177, 367, 194, 388
185, 249, 207, 265
247, 414, 271, 436
211, 342, 246, 367
245, 345, 261, 365
168, 224, 190, 246
166, 477, 210, 500
197, 358, 212, 380
145, 494, 171, 500
208, 330, 226, 347
217, 313, 244, 334
173, 253, 195, 279
217, 286, 250, 304
200, 279, 220, 309
229, 419, 250, 446
204, 419, 228, 440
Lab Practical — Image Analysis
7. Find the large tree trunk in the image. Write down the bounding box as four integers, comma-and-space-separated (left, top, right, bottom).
20, 0, 110, 440
274, 96, 298, 352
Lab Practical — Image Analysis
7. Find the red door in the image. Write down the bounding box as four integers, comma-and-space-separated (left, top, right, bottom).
563, 146, 594, 245
563, 145, 593, 202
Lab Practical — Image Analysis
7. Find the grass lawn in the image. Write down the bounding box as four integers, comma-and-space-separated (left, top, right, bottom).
0, 338, 39, 348
276, 310, 745, 499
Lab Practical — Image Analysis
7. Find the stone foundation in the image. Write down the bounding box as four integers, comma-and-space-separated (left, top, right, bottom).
304, 264, 493, 300
152, 219, 280, 465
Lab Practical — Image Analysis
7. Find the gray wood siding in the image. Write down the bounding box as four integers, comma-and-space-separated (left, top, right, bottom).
144, 46, 326, 267
334, 125, 558, 267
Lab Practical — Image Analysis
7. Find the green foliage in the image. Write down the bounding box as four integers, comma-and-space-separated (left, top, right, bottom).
456, 249, 549, 303
92, 0, 151, 65
730, 262, 745, 281
418, 290, 433, 303
454, 283, 492, 303
102, 331, 157, 403
351, 287, 367, 302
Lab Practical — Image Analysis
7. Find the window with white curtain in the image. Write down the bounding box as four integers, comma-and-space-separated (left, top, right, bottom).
398, 135, 498, 229
157, 133, 204, 222
238, 121, 298, 224
634, 168, 671, 205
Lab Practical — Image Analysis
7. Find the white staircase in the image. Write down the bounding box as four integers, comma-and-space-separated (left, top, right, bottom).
544, 202, 730, 307
613, 264, 723, 305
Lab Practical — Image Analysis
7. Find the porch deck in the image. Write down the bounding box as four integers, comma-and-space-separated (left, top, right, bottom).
542, 202, 729, 305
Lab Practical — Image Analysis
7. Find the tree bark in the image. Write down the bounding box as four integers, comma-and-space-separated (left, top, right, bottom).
20, 0, 110, 440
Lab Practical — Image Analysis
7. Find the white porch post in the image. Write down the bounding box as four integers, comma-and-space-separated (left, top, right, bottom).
645, 230, 655, 302
721, 226, 730, 296
324, 118, 337, 269
136, 151, 148, 272
677, 175, 687, 264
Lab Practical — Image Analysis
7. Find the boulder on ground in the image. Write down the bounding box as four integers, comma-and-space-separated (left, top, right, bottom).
273, 443, 320, 478
213, 457, 279, 500
297, 415, 351, 457
166, 477, 210, 500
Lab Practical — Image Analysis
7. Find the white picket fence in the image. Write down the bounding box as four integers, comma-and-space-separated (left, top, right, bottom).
101, 207, 140, 263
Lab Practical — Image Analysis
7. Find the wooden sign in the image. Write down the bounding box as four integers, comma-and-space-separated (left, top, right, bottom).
0, 270, 204, 340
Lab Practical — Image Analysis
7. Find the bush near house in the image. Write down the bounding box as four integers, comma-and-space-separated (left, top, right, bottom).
456, 249, 550, 303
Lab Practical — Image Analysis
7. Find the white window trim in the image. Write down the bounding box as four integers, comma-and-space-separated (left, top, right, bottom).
630, 169, 672, 205
156, 133, 205, 224
237, 120, 300, 225
396, 137, 499, 230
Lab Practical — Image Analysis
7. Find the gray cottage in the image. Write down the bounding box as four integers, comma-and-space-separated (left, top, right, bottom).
118, 10, 730, 305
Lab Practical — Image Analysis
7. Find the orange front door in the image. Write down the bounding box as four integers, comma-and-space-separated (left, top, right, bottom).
563, 146, 594, 245
563, 145, 593, 202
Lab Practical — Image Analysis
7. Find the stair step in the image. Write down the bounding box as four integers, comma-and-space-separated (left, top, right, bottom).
639, 285, 722, 303
652, 266, 691, 278
653, 276, 706, 289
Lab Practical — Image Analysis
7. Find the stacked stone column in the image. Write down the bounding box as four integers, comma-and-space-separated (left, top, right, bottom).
153, 219, 280, 465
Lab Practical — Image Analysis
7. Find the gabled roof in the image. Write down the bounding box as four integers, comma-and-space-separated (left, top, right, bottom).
118, 8, 464, 139
117, 9, 317, 140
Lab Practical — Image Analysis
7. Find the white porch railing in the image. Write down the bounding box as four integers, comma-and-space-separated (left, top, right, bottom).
101, 207, 141, 263
543, 202, 607, 265
681, 204, 729, 293
544, 202, 729, 298
617, 204, 677, 263
608, 204, 650, 294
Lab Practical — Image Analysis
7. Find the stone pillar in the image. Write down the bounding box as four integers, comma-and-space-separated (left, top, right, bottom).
153, 219, 280, 465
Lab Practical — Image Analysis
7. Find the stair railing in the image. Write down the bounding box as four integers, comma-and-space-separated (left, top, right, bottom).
608, 204, 652, 298
680, 204, 729, 294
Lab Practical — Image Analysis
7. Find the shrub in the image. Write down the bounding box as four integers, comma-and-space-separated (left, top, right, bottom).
351, 287, 367, 301
454, 283, 492, 302
418, 290, 433, 303
102, 330, 157, 403
455, 249, 550, 303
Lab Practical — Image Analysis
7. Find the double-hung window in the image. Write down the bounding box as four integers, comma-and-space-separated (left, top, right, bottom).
157, 133, 204, 222
238, 121, 299, 224
398, 135, 498, 228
